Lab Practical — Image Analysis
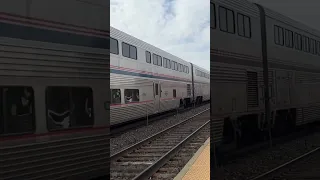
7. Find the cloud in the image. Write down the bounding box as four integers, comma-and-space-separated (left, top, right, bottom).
110, 0, 210, 71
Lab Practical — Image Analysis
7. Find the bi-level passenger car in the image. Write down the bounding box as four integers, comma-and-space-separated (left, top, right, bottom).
110, 27, 210, 126
0, 1, 109, 179
211, 0, 320, 146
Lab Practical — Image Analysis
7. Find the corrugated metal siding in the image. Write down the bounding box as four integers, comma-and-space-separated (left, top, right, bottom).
0, 132, 109, 180
0, 42, 108, 79
296, 106, 320, 126
211, 65, 247, 83
247, 71, 259, 108
211, 118, 224, 144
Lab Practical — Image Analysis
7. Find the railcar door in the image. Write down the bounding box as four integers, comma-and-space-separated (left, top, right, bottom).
153, 82, 160, 112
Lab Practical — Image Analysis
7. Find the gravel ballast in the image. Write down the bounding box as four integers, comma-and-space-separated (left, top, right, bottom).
110, 104, 210, 155
213, 132, 320, 180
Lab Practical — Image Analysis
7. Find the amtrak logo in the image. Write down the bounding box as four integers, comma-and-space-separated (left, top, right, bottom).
164, 91, 168, 96
142, 92, 147, 96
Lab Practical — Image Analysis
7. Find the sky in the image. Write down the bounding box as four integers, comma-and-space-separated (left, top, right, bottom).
249, 0, 320, 30
110, 0, 210, 71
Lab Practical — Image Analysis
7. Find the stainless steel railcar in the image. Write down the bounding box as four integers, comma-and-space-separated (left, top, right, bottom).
110, 27, 210, 126
211, 0, 320, 146
0, 1, 109, 180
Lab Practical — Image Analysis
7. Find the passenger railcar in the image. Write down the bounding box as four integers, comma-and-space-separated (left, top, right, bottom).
110, 27, 210, 126
0, 1, 109, 179
211, 0, 320, 147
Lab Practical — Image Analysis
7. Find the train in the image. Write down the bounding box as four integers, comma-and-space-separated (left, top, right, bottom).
110, 26, 210, 126
211, 0, 320, 148
0, 1, 109, 179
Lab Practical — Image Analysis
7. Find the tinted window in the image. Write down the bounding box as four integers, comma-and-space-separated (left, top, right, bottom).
302, 36, 310, 52
155, 84, 159, 95
46, 87, 94, 131
317, 41, 320, 55
173, 89, 176, 98
219, 7, 227, 32
211, 3, 216, 29
124, 89, 139, 104
157, 56, 162, 66
146, 51, 151, 63
153, 54, 158, 65
310, 39, 316, 54
122, 42, 137, 59
167, 59, 171, 69
110, 37, 119, 54
227, 9, 235, 33
130, 45, 137, 59
285, 29, 293, 48
274, 26, 284, 45
237, 13, 244, 36
294, 33, 302, 50
111, 89, 121, 104
237, 13, 251, 38
244, 16, 251, 38
0, 87, 35, 135
122, 42, 130, 57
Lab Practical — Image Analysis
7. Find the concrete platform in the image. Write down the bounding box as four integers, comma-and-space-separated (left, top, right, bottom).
174, 138, 210, 180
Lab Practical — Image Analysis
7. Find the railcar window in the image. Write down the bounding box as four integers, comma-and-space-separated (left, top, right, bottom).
146, 51, 151, 63
219, 7, 227, 32
0, 87, 35, 135
46, 87, 94, 131
122, 42, 137, 60
122, 42, 130, 58
237, 14, 244, 36
171, 61, 175, 70
244, 16, 251, 38
302, 36, 310, 53
173, 89, 177, 98
317, 41, 320, 55
157, 56, 162, 66
163, 58, 171, 69
130, 45, 137, 59
274, 25, 284, 46
175, 62, 178, 71
310, 39, 316, 54
153, 54, 158, 65
124, 89, 139, 104
179, 64, 183, 72
219, 6, 235, 34
111, 89, 121, 104
110, 37, 119, 54
237, 13, 251, 38
294, 33, 302, 50
211, 3, 216, 29
186, 67, 189, 74
227, 9, 235, 33
155, 84, 159, 95
167, 59, 171, 69
285, 29, 293, 48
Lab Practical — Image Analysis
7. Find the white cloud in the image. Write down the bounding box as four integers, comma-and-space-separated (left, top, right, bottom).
110, 0, 210, 71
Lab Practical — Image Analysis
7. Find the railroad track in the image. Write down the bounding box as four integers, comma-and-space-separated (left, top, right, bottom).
250, 147, 320, 180
110, 102, 209, 137
110, 108, 210, 180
